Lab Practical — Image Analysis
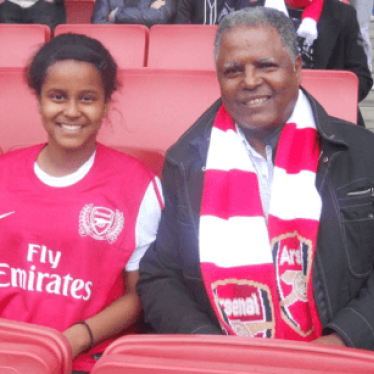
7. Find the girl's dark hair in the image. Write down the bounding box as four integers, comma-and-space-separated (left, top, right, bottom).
27, 33, 118, 102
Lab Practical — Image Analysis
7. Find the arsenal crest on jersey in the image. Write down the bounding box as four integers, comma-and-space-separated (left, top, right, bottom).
79, 204, 124, 244
272, 232, 314, 337
212, 279, 275, 338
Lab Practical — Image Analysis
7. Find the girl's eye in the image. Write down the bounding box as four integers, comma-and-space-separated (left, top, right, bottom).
51, 93, 66, 101
80, 95, 95, 102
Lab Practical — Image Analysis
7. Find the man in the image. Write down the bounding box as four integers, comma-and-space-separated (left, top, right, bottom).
227, 0, 373, 125
138, 7, 374, 349
0, 0, 65, 32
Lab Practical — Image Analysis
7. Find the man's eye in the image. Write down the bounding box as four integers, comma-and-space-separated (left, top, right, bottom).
260, 63, 277, 69
224, 66, 242, 76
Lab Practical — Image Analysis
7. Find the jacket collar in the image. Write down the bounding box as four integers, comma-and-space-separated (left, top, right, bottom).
302, 88, 348, 147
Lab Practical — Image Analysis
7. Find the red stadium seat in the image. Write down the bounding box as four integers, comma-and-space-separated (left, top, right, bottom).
301, 69, 358, 124
0, 67, 219, 175
112, 146, 165, 177
65, 0, 95, 23
55, 24, 149, 68
147, 25, 217, 69
0, 67, 47, 152
0, 67, 357, 173
98, 68, 220, 153
0, 24, 51, 68
0, 318, 71, 374
91, 335, 374, 374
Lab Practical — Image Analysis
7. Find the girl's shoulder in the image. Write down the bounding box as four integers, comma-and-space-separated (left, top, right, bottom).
0, 144, 44, 167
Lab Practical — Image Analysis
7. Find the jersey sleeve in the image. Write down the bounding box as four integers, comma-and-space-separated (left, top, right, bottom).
126, 176, 163, 271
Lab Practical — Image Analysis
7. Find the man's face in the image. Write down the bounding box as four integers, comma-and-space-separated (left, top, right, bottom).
216, 25, 302, 139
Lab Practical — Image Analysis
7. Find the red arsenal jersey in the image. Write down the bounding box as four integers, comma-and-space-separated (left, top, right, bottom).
0, 143, 162, 371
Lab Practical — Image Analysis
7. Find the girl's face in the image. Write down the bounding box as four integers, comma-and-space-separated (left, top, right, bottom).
37, 59, 110, 153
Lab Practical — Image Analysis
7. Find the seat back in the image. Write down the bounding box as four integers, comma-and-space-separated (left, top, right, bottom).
98, 68, 220, 153
55, 24, 148, 68
301, 69, 358, 124
65, 0, 95, 23
112, 146, 165, 177
0, 24, 51, 68
0, 318, 71, 374
0, 67, 219, 174
147, 25, 217, 69
0, 67, 47, 152
91, 335, 374, 374
0, 67, 358, 172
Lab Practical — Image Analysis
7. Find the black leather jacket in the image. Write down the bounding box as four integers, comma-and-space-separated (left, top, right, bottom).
138, 91, 374, 350
92, 0, 176, 26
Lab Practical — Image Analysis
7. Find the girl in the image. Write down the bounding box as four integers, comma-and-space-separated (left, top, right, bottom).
0, 33, 163, 373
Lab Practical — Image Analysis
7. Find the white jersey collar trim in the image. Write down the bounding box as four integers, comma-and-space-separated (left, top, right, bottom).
34, 151, 96, 188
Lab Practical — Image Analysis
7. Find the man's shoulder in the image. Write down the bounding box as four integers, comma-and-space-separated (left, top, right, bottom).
300, 91, 374, 159
326, 116, 374, 142
321, 114, 374, 159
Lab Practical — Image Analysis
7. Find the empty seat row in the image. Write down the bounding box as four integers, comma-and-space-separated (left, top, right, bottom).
0, 318, 71, 374
1, 318, 374, 374
0, 24, 217, 69
0, 67, 358, 176
91, 334, 374, 374
0, 67, 220, 175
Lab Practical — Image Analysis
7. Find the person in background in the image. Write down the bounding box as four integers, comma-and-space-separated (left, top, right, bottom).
0, 33, 163, 373
174, 0, 228, 24
138, 7, 374, 351
350, 0, 373, 72
0, 0, 65, 32
92, 0, 176, 26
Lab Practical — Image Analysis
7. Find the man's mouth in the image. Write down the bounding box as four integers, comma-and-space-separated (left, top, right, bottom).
242, 96, 270, 106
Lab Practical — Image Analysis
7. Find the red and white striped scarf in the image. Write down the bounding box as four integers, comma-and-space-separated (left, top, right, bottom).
199, 91, 322, 340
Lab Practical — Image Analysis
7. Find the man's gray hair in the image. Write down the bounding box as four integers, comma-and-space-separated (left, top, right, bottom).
215, 7, 299, 62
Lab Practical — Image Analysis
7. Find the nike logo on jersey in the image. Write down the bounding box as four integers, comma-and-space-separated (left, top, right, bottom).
0, 211, 15, 219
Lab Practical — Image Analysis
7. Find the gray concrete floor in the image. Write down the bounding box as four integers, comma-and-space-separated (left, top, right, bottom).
358, 20, 374, 130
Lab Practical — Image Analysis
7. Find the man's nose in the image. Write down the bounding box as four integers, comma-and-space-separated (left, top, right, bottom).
243, 65, 261, 89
